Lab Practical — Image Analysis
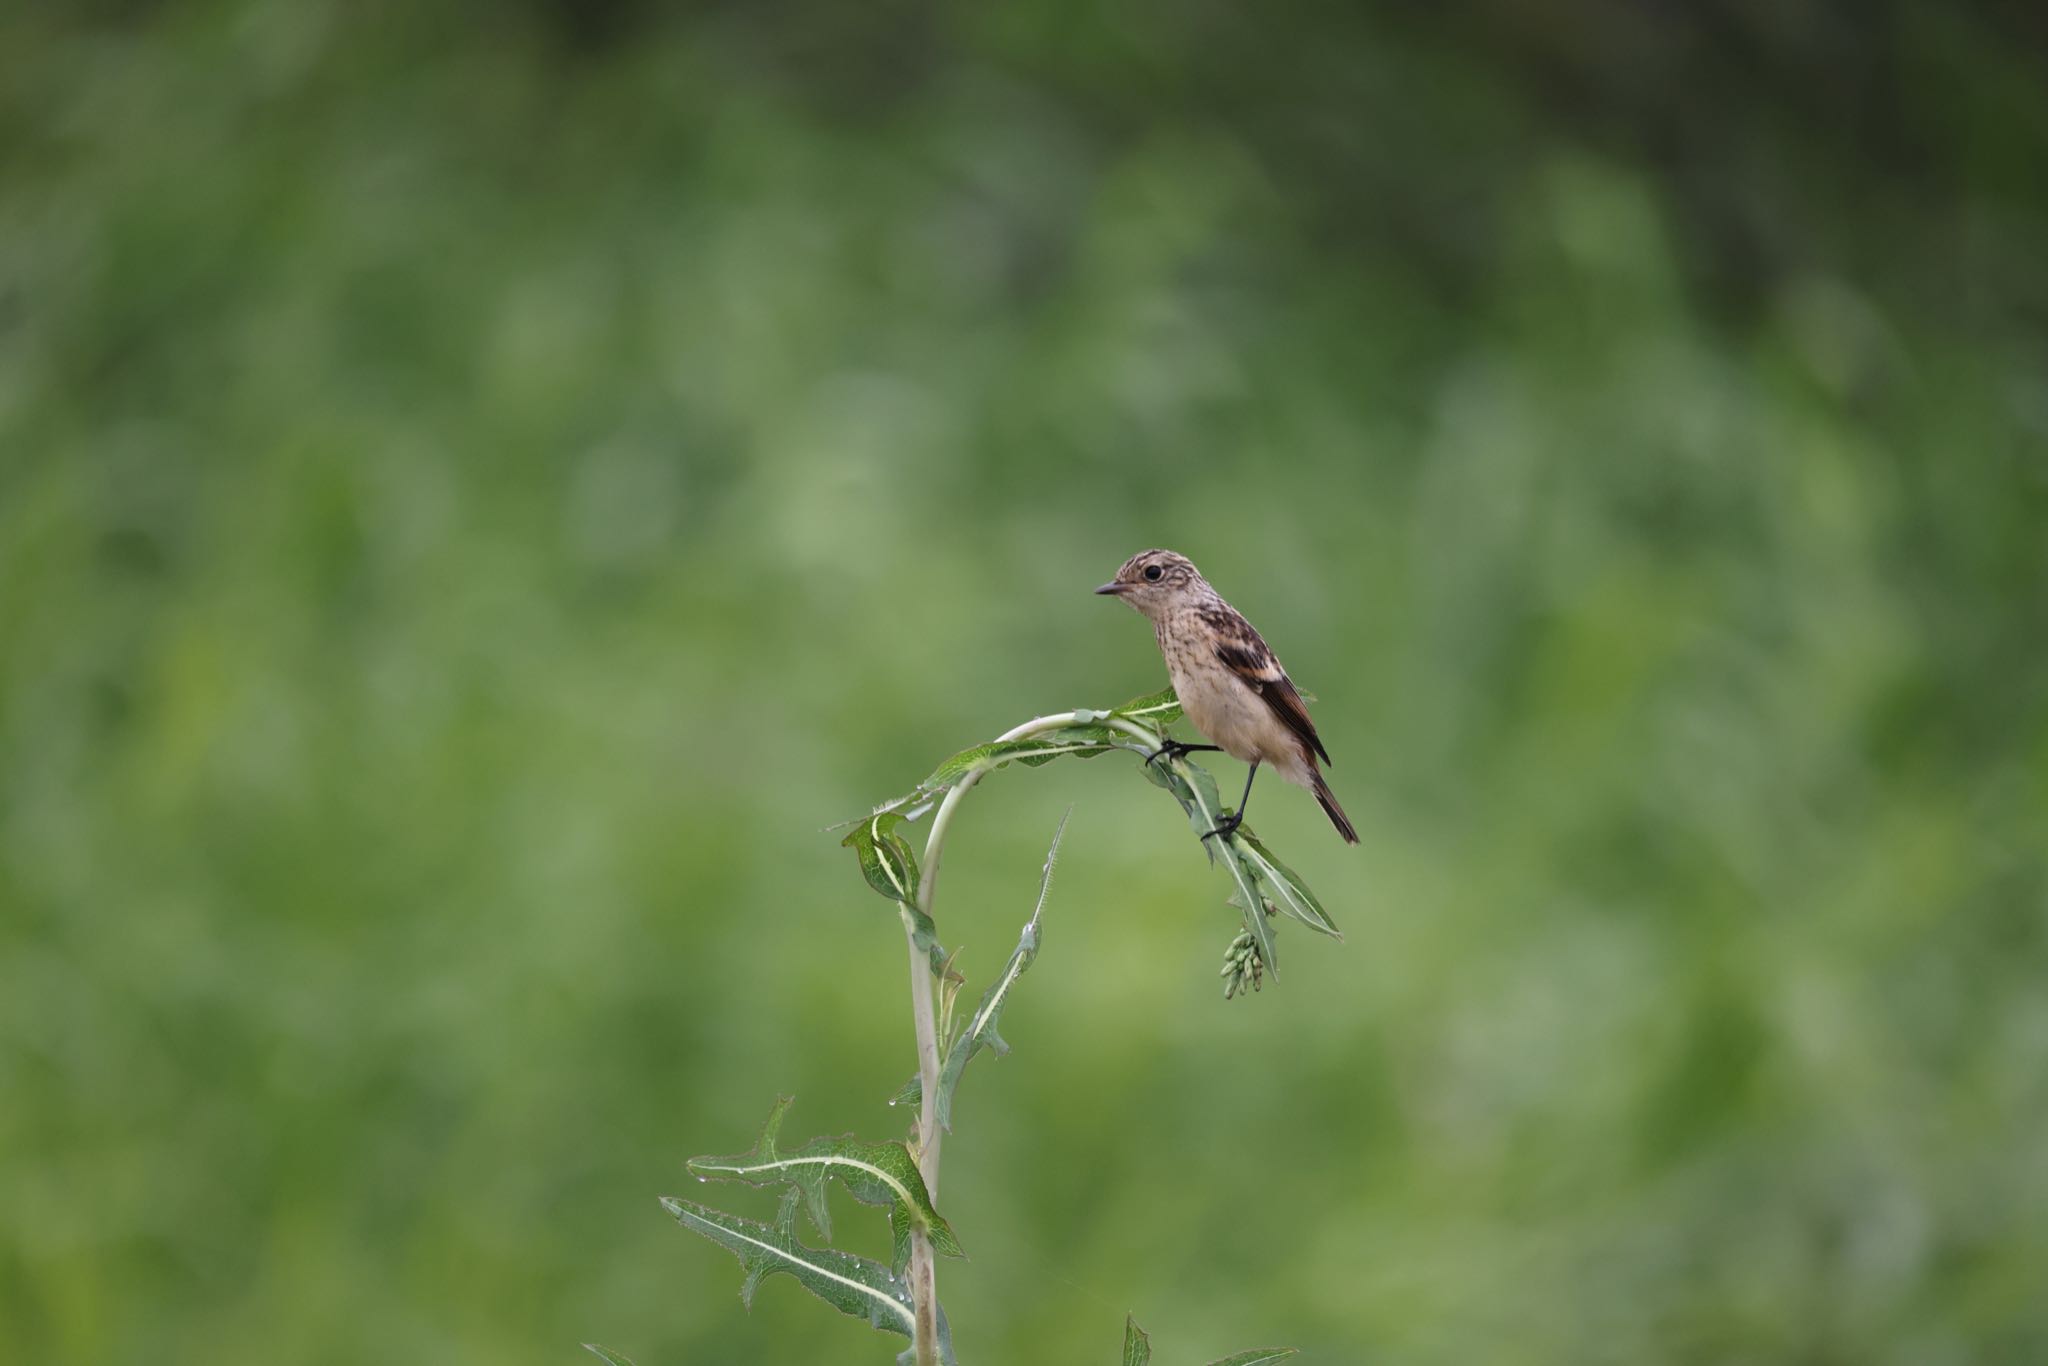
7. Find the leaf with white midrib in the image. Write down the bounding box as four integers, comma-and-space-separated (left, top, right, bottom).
581, 1346, 635, 1366
1235, 829, 1340, 939
686, 1097, 962, 1272
1124, 1314, 1153, 1366
664, 1192, 920, 1341
843, 811, 920, 905
921, 728, 1122, 787
1111, 685, 1186, 726
841, 688, 1181, 832
1176, 761, 1281, 976
1203, 1350, 1299, 1365
1134, 751, 1281, 976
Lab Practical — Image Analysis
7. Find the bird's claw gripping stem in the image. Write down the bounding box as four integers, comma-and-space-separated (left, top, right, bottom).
1201, 810, 1245, 842
1144, 738, 1221, 770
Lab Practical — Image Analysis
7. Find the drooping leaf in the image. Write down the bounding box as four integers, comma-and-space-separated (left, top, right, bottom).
686, 1097, 963, 1272
1172, 755, 1227, 842
664, 1191, 921, 1342
845, 816, 959, 981
1175, 765, 1280, 975
581, 1346, 636, 1366
1133, 750, 1283, 977
843, 812, 920, 905
1124, 1315, 1153, 1366
1233, 829, 1340, 939
1112, 685, 1186, 728
1222, 848, 1279, 978
1203, 1350, 1299, 1365
1137, 750, 1194, 803
901, 902, 961, 986
899, 809, 1065, 1129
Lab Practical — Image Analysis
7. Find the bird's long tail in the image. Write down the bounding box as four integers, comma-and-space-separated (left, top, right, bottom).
1310, 766, 1359, 844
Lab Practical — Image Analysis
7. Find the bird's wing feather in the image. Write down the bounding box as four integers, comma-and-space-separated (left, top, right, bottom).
1205, 607, 1332, 766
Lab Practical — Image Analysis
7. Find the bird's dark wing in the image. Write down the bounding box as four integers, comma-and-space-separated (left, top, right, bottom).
1204, 606, 1332, 766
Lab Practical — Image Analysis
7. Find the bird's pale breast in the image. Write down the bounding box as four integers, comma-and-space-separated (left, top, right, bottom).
1157, 618, 1294, 767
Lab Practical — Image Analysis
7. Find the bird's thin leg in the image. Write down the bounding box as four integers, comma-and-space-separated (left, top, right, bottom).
1203, 760, 1259, 841
1144, 737, 1222, 770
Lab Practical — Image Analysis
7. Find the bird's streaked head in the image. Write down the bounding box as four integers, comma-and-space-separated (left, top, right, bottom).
1095, 548, 1205, 621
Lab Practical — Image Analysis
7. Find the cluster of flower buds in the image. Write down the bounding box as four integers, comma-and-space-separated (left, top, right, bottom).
1220, 927, 1266, 999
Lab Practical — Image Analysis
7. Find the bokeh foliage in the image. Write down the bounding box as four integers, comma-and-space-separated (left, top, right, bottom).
3, 2, 2046, 1362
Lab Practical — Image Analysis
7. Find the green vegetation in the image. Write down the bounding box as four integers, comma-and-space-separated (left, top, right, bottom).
642, 695, 1330, 1362
2, 3, 2045, 1363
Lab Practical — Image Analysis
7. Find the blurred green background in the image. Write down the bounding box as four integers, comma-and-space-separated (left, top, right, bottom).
4, 2, 2047, 1362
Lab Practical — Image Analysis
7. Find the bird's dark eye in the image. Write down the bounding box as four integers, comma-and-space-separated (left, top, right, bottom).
1143, 564, 1163, 581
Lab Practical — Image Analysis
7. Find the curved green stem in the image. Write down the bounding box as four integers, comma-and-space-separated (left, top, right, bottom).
899, 708, 1163, 1365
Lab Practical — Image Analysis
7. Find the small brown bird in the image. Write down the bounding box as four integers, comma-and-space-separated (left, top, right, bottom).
1097, 549, 1358, 844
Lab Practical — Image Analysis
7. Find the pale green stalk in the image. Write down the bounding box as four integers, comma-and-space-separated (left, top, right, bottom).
898, 709, 1159, 1366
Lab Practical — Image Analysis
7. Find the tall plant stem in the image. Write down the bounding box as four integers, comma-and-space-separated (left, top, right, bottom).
898, 709, 1159, 1366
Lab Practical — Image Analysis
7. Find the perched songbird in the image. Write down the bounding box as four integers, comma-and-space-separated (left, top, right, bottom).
1097, 549, 1358, 844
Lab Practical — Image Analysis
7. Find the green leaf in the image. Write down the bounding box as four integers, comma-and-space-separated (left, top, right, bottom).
843, 812, 920, 905
1222, 847, 1278, 978
665, 1191, 922, 1342
686, 1097, 963, 1273
1112, 685, 1186, 727
839, 694, 1177, 836
1124, 1314, 1153, 1366
1119, 1317, 1298, 1366
1177, 753, 1224, 818
581, 1346, 636, 1366
901, 902, 961, 987
1175, 766, 1280, 976
1132, 750, 1283, 976
923, 728, 1122, 787
1234, 829, 1341, 939
1137, 750, 1195, 802
900, 809, 1065, 1130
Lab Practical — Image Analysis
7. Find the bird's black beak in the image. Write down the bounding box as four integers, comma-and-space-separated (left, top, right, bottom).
1095, 582, 1125, 596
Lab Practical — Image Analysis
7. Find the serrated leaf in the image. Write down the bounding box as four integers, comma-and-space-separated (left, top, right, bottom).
901, 810, 1065, 1129
686, 1097, 963, 1274
581, 1346, 636, 1366
843, 812, 920, 905
1124, 1315, 1153, 1366
1203, 1350, 1298, 1365
665, 1191, 923, 1343
885, 1070, 921, 1110
1112, 685, 1186, 727
1235, 829, 1340, 939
